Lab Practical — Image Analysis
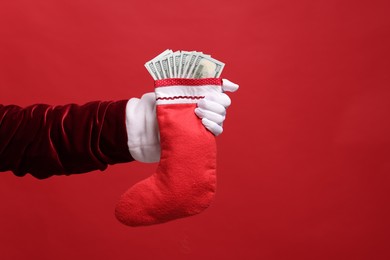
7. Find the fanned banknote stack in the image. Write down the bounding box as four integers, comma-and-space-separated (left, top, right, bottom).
144, 49, 225, 80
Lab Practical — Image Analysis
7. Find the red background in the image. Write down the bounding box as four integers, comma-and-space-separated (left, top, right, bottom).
1, 0, 390, 259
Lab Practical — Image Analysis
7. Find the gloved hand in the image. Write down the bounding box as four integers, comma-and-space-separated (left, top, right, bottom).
195, 79, 239, 136
125, 78, 239, 163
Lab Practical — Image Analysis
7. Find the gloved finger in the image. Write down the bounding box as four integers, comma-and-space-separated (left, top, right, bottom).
203, 92, 231, 108
222, 79, 239, 92
195, 108, 225, 125
197, 98, 226, 116
201, 118, 223, 136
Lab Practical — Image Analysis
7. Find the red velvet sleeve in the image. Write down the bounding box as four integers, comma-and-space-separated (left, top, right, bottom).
0, 100, 134, 179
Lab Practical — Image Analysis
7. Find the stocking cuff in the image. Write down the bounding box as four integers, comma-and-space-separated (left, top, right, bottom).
154, 78, 223, 105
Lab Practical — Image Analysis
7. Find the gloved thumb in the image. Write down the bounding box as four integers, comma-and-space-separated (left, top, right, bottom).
222, 79, 239, 92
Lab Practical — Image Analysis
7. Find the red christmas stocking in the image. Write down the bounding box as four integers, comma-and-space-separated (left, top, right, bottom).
115, 78, 223, 226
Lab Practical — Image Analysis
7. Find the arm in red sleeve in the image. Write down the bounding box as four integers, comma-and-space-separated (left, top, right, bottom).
0, 100, 134, 179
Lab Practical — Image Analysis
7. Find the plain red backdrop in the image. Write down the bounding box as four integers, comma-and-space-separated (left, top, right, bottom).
1, 0, 390, 259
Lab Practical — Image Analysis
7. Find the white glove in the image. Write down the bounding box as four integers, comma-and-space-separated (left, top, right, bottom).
125, 78, 239, 163
195, 79, 239, 136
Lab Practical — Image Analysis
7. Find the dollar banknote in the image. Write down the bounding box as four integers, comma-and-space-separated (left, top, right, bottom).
144, 50, 224, 79
144, 49, 173, 79
193, 55, 224, 78
173, 51, 181, 77
178, 51, 191, 78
